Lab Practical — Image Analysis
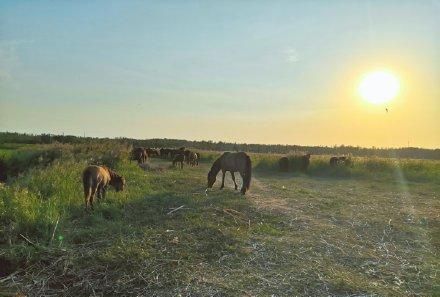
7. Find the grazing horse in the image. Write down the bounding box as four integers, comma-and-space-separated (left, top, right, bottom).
188, 151, 198, 166
131, 147, 147, 164
172, 153, 185, 169
207, 152, 252, 195
82, 165, 125, 210
279, 157, 289, 172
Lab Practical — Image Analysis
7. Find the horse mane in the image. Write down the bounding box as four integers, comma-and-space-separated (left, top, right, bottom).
102, 166, 120, 181
209, 154, 225, 175
242, 154, 252, 190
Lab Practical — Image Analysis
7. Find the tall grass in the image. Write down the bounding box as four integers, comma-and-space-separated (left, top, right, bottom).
1, 146, 437, 246
0, 143, 131, 246
252, 154, 440, 182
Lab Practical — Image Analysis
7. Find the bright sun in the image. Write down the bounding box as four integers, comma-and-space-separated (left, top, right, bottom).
358, 70, 400, 104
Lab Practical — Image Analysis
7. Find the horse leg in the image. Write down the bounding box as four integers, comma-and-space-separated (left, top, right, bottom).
231, 172, 238, 190
89, 183, 99, 210
238, 172, 246, 194
97, 184, 104, 200
84, 186, 92, 210
101, 186, 106, 200
220, 170, 226, 189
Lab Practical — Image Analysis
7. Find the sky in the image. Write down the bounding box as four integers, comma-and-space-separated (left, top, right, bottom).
1, 1, 439, 148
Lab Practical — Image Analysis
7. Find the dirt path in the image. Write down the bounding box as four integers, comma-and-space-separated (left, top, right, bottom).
249, 175, 295, 215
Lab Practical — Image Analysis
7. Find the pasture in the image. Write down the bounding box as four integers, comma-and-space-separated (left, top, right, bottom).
0, 143, 439, 296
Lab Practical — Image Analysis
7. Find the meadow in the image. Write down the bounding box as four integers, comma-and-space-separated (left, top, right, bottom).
0, 142, 439, 296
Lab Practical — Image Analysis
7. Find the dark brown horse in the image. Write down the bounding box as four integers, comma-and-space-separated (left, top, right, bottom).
82, 165, 125, 210
279, 156, 289, 172
300, 153, 311, 172
145, 148, 159, 158
207, 152, 252, 195
172, 153, 185, 169
131, 147, 147, 164
184, 150, 191, 164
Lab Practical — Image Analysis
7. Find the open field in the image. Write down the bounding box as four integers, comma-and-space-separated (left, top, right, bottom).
0, 143, 439, 296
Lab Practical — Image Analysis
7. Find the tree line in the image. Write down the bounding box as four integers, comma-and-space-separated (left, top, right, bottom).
1, 132, 438, 160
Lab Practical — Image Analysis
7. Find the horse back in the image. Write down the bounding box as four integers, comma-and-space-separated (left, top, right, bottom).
82, 165, 111, 188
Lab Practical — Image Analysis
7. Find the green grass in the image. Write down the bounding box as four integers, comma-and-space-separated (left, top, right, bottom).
251, 153, 440, 183
0, 144, 439, 296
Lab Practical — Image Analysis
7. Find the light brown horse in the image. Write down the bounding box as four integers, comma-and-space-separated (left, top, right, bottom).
82, 165, 125, 210
207, 152, 252, 195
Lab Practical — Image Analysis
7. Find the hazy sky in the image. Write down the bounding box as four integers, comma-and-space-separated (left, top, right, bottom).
1, 1, 439, 148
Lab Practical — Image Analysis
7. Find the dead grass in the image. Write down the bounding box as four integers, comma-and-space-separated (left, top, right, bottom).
0, 152, 439, 296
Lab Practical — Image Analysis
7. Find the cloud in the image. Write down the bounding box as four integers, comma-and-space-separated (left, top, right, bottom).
284, 48, 299, 63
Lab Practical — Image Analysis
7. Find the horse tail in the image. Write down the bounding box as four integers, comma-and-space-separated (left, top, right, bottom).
82, 170, 93, 207
243, 154, 252, 190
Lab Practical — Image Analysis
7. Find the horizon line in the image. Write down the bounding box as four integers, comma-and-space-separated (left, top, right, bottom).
1, 130, 438, 151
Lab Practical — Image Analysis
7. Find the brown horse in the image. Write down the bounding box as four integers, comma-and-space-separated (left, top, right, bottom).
145, 148, 159, 158
207, 152, 252, 195
330, 156, 352, 167
82, 165, 125, 210
300, 153, 311, 172
131, 147, 147, 164
172, 153, 185, 169
188, 151, 198, 166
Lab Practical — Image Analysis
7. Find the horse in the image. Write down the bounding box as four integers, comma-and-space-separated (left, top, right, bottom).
206, 152, 252, 195
184, 150, 191, 164
330, 156, 339, 167
82, 165, 125, 210
330, 156, 351, 167
172, 153, 185, 169
131, 147, 147, 164
188, 151, 198, 166
160, 148, 172, 159
146, 148, 159, 158
300, 153, 311, 172
279, 157, 289, 172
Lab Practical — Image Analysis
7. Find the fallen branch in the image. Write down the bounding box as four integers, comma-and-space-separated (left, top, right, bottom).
167, 205, 185, 215
50, 216, 60, 245
20, 234, 36, 246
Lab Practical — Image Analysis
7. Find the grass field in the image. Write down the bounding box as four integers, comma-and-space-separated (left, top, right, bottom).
0, 144, 439, 296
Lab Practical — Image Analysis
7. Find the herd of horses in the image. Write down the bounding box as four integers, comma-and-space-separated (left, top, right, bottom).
130, 147, 200, 168
82, 147, 351, 210
279, 154, 352, 172
82, 148, 250, 210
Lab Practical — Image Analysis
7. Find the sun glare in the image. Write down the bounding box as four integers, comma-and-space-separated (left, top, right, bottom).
358, 70, 400, 104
